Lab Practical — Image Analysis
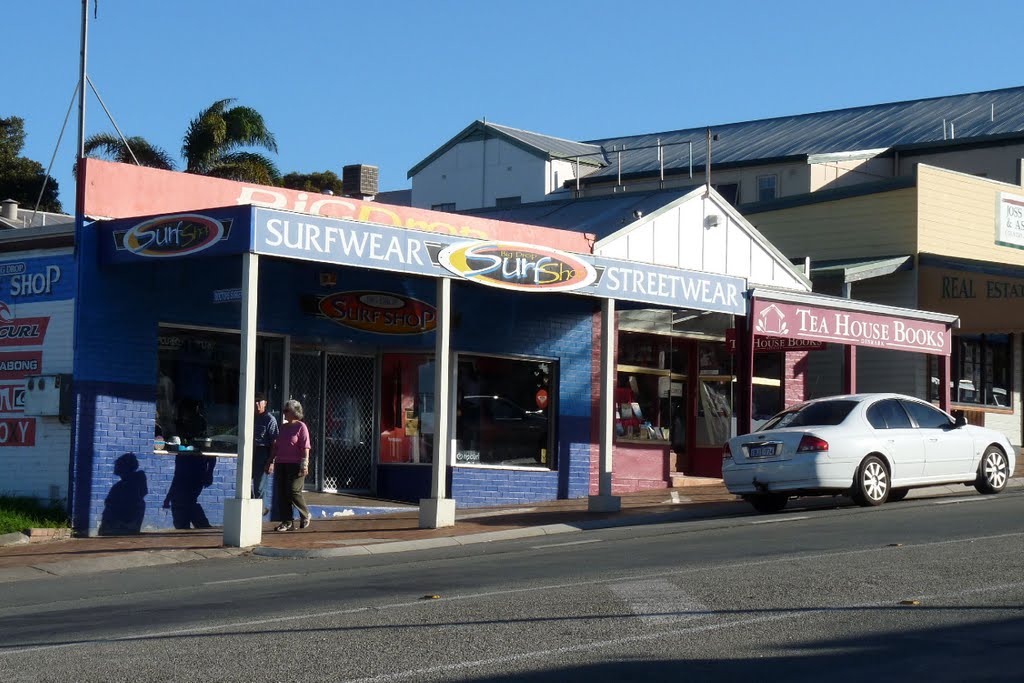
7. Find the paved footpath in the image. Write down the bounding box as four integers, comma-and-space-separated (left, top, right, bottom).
1, 476, 1021, 583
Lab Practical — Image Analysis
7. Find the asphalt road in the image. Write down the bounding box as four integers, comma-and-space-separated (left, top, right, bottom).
2, 490, 1023, 682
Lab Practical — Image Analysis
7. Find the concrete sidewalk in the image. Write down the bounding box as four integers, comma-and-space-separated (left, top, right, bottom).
1, 478, 1021, 583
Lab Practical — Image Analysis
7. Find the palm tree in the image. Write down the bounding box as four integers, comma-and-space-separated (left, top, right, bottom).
182, 98, 280, 185
80, 98, 280, 184
81, 132, 176, 171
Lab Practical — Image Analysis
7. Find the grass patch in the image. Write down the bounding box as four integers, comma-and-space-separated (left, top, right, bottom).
0, 496, 69, 535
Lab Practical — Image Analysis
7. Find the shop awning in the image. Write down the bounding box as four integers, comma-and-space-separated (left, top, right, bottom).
808, 255, 913, 284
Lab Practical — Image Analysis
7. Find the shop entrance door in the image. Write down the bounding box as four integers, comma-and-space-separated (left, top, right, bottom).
323, 354, 376, 492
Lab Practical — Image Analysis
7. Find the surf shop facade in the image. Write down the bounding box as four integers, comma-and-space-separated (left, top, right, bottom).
74, 161, 821, 541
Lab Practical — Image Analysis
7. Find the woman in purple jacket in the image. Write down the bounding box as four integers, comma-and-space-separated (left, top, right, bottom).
266, 399, 312, 531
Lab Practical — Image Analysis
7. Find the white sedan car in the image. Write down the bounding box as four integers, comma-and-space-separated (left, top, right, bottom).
723, 393, 1015, 513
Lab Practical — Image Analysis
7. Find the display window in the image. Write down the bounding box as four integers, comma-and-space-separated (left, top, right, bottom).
454, 354, 556, 469
155, 327, 284, 453
928, 334, 1012, 409
379, 354, 435, 464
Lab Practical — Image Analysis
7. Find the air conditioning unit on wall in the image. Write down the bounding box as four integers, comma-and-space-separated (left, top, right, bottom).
23, 374, 72, 418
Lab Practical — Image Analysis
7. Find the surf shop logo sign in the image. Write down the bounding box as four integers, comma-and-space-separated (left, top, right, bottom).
119, 214, 226, 258
318, 291, 436, 335
439, 241, 596, 293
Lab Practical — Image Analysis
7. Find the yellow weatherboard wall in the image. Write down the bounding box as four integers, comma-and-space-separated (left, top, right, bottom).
917, 164, 1024, 264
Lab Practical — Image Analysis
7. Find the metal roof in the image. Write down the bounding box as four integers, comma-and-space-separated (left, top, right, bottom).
459, 188, 694, 239
581, 86, 1024, 182
809, 255, 914, 283
407, 120, 605, 178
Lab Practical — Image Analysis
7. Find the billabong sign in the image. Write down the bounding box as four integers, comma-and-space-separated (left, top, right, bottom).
439, 241, 597, 293
0, 351, 43, 380
114, 214, 232, 258
317, 291, 436, 335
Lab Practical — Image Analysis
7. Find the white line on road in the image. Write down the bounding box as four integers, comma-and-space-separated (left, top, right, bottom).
3, 530, 1024, 658
748, 515, 810, 525
203, 572, 299, 586
934, 497, 988, 506
530, 539, 603, 549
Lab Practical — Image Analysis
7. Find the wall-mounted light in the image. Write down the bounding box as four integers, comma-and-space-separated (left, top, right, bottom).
704, 214, 720, 229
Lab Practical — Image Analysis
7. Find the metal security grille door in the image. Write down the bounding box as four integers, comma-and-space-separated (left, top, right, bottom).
323, 354, 376, 491
289, 351, 324, 491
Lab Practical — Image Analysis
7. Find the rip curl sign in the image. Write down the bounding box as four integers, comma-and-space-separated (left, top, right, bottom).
113, 214, 231, 258
318, 291, 437, 335
439, 241, 597, 293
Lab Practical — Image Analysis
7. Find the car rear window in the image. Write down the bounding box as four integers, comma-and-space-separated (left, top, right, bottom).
760, 400, 857, 429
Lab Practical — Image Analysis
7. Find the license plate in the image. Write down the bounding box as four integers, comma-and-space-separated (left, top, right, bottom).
748, 445, 776, 458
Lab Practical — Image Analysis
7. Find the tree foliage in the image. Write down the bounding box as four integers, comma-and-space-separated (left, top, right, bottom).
83, 132, 175, 170
182, 98, 280, 184
0, 116, 62, 213
281, 170, 344, 195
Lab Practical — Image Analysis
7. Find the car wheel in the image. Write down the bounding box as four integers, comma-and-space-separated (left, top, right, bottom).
888, 488, 909, 503
852, 455, 889, 507
745, 493, 789, 514
974, 446, 1009, 495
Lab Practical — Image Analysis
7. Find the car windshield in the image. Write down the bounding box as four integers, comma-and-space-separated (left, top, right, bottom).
758, 399, 858, 430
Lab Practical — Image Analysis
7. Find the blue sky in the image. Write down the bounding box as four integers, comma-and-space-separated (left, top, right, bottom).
6, 0, 1024, 212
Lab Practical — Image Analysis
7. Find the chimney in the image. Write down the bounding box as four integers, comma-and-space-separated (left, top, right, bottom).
1, 199, 18, 223
342, 164, 379, 199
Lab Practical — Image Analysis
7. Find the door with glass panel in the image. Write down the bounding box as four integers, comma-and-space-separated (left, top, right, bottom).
322, 353, 376, 492
288, 350, 325, 491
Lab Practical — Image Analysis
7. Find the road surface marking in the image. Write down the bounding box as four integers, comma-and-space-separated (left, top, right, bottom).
934, 497, 987, 505
203, 572, 298, 586
748, 515, 810, 525
608, 579, 705, 625
530, 539, 603, 549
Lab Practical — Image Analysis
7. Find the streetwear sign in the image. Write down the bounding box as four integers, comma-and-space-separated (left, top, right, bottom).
751, 299, 950, 356
253, 209, 747, 314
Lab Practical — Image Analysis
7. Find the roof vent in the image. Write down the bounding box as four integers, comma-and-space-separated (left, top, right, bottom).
1, 199, 18, 222
343, 165, 379, 199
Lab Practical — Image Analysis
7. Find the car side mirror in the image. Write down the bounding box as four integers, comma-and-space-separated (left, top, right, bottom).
953, 413, 968, 428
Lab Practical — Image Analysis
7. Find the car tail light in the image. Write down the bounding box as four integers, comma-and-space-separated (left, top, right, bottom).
722, 442, 733, 461
797, 435, 829, 453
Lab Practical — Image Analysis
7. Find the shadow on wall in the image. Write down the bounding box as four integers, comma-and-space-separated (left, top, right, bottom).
99, 453, 148, 536
163, 452, 216, 529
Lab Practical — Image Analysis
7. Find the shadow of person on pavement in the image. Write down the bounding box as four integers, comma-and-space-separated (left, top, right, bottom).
98, 453, 148, 536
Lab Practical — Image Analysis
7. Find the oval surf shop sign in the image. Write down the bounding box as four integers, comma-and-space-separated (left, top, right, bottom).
122, 214, 225, 257
439, 241, 596, 293
318, 291, 436, 335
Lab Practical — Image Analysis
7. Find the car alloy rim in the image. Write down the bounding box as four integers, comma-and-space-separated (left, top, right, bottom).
863, 461, 888, 501
984, 452, 1008, 489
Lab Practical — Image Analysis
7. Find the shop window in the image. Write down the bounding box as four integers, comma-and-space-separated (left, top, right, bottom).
615, 328, 685, 446
697, 342, 735, 447
753, 353, 783, 426
929, 334, 1012, 409
455, 355, 556, 469
155, 328, 283, 454
379, 354, 435, 465
431, 202, 456, 212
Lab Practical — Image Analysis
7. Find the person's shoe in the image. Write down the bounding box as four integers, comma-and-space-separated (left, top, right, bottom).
274, 521, 294, 532
299, 515, 312, 529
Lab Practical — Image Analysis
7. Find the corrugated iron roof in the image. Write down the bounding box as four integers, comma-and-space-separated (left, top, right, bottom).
581, 85, 1024, 182
460, 188, 694, 239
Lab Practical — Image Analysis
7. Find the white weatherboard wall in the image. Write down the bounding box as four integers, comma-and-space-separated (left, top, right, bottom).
594, 187, 811, 292
0, 250, 75, 502
411, 137, 549, 211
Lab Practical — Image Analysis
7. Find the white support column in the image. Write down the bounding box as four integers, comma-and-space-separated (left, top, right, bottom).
420, 277, 457, 528
589, 297, 621, 512
224, 253, 264, 547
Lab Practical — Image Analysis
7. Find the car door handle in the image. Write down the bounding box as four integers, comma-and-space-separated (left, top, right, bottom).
927, 437, 939, 442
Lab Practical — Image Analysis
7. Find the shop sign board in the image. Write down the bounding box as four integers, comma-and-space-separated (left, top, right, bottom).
0, 351, 43, 380
997, 192, 1024, 250
111, 214, 236, 259
0, 257, 74, 303
0, 417, 35, 447
0, 302, 49, 347
254, 209, 747, 314
317, 291, 437, 335
752, 299, 950, 356
724, 329, 826, 353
